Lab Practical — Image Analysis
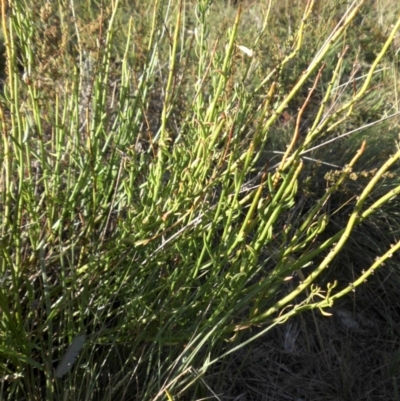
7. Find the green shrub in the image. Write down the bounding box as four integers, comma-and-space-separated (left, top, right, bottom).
1, 0, 400, 399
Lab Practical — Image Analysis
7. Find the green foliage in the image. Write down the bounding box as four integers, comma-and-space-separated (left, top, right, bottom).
1, 0, 400, 400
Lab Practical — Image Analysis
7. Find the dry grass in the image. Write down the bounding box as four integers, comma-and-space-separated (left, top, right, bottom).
207, 271, 400, 401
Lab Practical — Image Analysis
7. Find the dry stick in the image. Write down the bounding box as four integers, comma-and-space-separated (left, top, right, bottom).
274, 63, 326, 186
268, 109, 399, 172
301, 111, 400, 155
318, 49, 360, 126
305, 45, 350, 136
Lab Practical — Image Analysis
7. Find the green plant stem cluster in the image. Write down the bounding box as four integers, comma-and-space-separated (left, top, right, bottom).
1, 0, 400, 399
